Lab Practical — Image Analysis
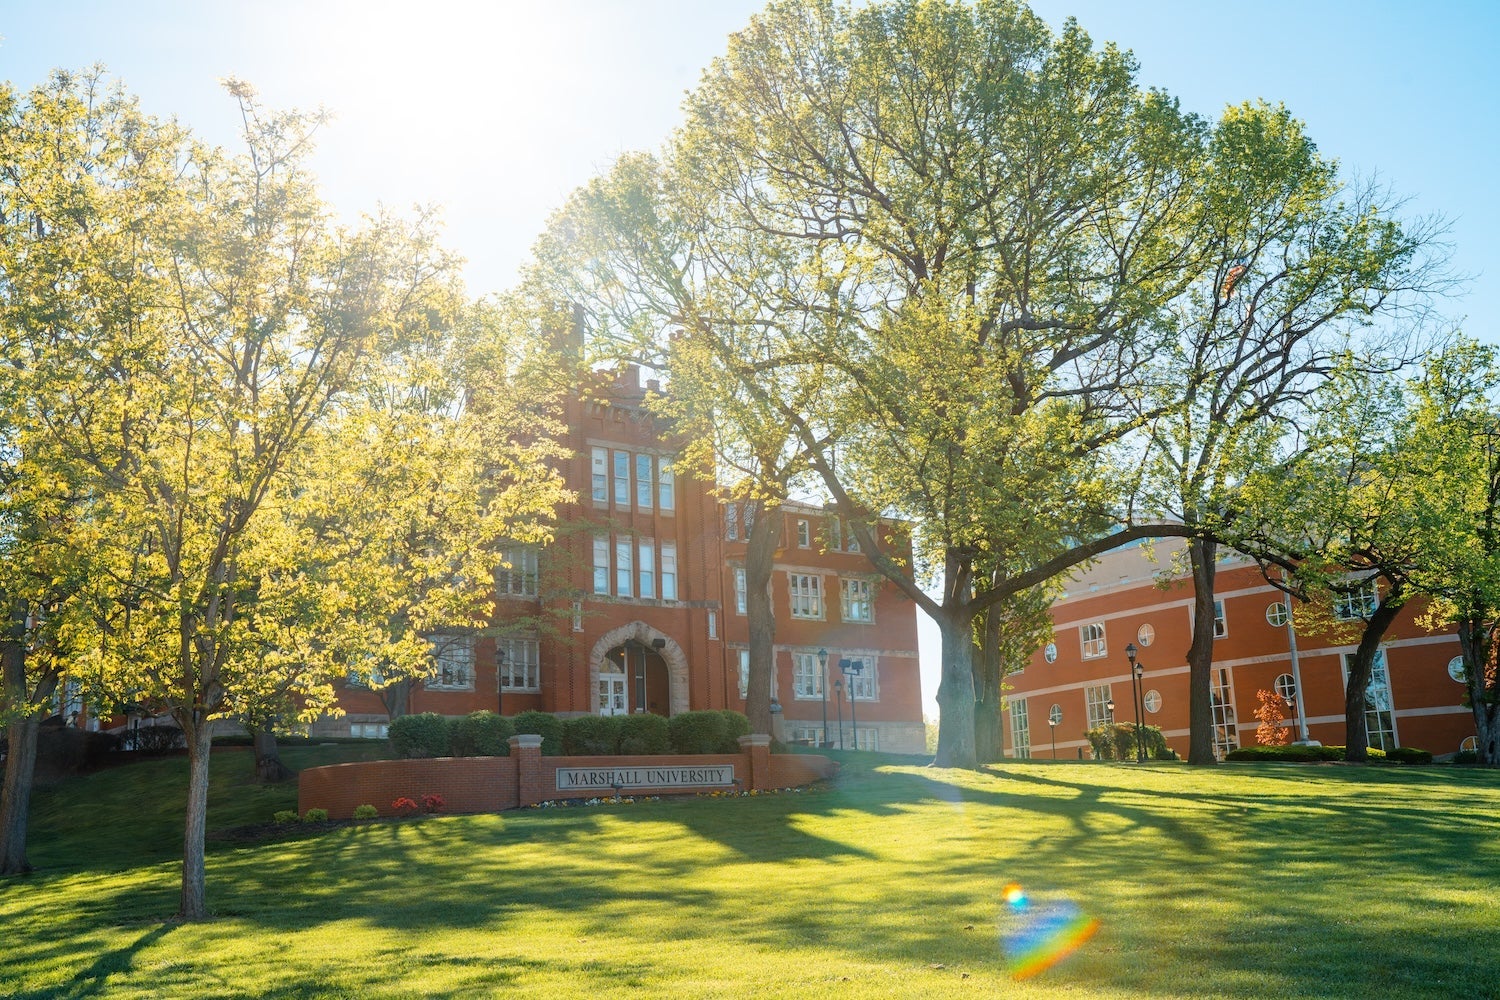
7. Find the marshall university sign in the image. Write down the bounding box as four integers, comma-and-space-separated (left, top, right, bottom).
555, 765, 736, 792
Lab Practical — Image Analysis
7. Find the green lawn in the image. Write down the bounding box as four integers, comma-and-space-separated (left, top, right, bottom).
3, 748, 1498, 999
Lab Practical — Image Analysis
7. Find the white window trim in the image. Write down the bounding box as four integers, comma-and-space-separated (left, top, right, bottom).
792, 650, 825, 700
788, 572, 825, 620
840, 577, 874, 624
1080, 622, 1106, 659
499, 634, 541, 692
426, 635, 475, 691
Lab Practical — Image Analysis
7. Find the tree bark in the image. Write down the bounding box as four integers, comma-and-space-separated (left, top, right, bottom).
973, 604, 1003, 763
178, 721, 213, 920
1186, 537, 1219, 765
742, 500, 779, 736
1457, 617, 1499, 765
1, 598, 38, 875
1342, 590, 1402, 763
935, 613, 978, 767
249, 727, 293, 783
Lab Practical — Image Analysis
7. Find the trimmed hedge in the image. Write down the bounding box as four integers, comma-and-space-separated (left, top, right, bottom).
563, 714, 623, 755
618, 713, 671, 755
668, 709, 750, 754
1223, 744, 1430, 764
448, 711, 513, 757
1085, 722, 1170, 761
389, 712, 450, 759
511, 710, 563, 756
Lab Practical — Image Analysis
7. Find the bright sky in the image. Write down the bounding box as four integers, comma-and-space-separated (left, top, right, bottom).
3, 0, 1497, 717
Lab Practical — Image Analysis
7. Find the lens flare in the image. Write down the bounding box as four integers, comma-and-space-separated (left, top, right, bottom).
999, 884, 1100, 981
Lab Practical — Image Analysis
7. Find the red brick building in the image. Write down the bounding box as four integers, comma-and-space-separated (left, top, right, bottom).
325, 365, 926, 753
1002, 540, 1476, 760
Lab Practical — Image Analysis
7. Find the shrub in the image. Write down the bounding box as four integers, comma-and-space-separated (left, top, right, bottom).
669, 710, 729, 755
1085, 722, 1167, 761
618, 713, 671, 755
716, 710, 751, 753
130, 724, 184, 754
563, 714, 622, 755
510, 710, 563, 755
389, 712, 450, 758
302, 808, 329, 823
420, 793, 445, 813
449, 711, 514, 757
1453, 749, 1479, 764
352, 804, 379, 820
392, 796, 419, 816
273, 810, 299, 824
1382, 746, 1433, 765
1222, 744, 1404, 763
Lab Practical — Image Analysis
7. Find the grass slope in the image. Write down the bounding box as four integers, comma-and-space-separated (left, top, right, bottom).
2, 749, 1498, 999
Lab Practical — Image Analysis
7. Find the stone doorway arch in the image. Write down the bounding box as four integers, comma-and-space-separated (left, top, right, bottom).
589, 622, 690, 717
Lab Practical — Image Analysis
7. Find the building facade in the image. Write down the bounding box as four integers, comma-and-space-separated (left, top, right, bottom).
326, 364, 926, 753
1002, 540, 1477, 760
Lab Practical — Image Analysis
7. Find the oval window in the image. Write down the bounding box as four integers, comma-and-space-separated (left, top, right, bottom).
1448, 656, 1467, 683
1143, 689, 1162, 713
1274, 673, 1297, 702
1266, 602, 1289, 627
1048, 704, 1062, 725
1136, 623, 1155, 647
1043, 642, 1057, 663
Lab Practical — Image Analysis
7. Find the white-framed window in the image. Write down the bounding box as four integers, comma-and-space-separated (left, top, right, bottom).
427, 635, 474, 690
1086, 683, 1113, 729
734, 567, 747, 614
845, 520, 860, 552
592, 535, 610, 595
828, 517, 841, 550
1043, 642, 1058, 663
1010, 698, 1031, 759
1342, 650, 1397, 751
571, 599, 583, 632
636, 453, 654, 509
1449, 656, 1468, 683
1213, 599, 1228, 639
615, 537, 633, 598
738, 648, 750, 698
789, 573, 823, 619
725, 502, 739, 540
1210, 666, 1239, 759
591, 447, 608, 503
1274, 673, 1297, 702
661, 542, 677, 601
1143, 690, 1161, 713
1080, 622, 1106, 659
349, 722, 389, 739
708, 610, 718, 640
1334, 579, 1380, 621
841, 578, 873, 623
796, 518, 811, 547
853, 728, 879, 751
1267, 601, 1289, 627
792, 651, 824, 699
1136, 623, 1155, 646
658, 456, 675, 511
638, 538, 655, 599
499, 634, 541, 691
789, 726, 822, 746
497, 547, 538, 597
613, 450, 630, 506
840, 655, 877, 700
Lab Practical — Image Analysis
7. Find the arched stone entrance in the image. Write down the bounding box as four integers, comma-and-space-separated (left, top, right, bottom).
588, 622, 690, 717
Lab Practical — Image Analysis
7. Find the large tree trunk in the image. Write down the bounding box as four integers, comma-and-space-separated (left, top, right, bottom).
1186, 537, 1218, 765
934, 549, 979, 768
179, 721, 213, 920
1342, 591, 1402, 763
1, 598, 38, 875
249, 726, 293, 783
381, 679, 413, 720
973, 604, 1004, 763
743, 500, 779, 736
1458, 617, 1499, 765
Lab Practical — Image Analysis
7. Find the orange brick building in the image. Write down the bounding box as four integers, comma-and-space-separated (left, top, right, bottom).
324, 365, 926, 753
1002, 540, 1476, 760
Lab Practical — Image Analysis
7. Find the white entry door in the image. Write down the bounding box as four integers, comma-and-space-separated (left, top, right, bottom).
599, 672, 628, 716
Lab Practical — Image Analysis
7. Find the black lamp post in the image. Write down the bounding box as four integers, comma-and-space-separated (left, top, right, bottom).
839, 657, 863, 750
1124, 642, 1146, 762
817, 648, 830, 747
1048, 704, 1062, 759
496, 648, 507, 717
834, 678, 846, 749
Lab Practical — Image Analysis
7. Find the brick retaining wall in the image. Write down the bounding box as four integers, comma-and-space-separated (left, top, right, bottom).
298, 734, 837, 819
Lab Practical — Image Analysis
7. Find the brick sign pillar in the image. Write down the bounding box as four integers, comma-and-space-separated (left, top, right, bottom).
510, 734, 545, 807
738, 734, 772, 792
